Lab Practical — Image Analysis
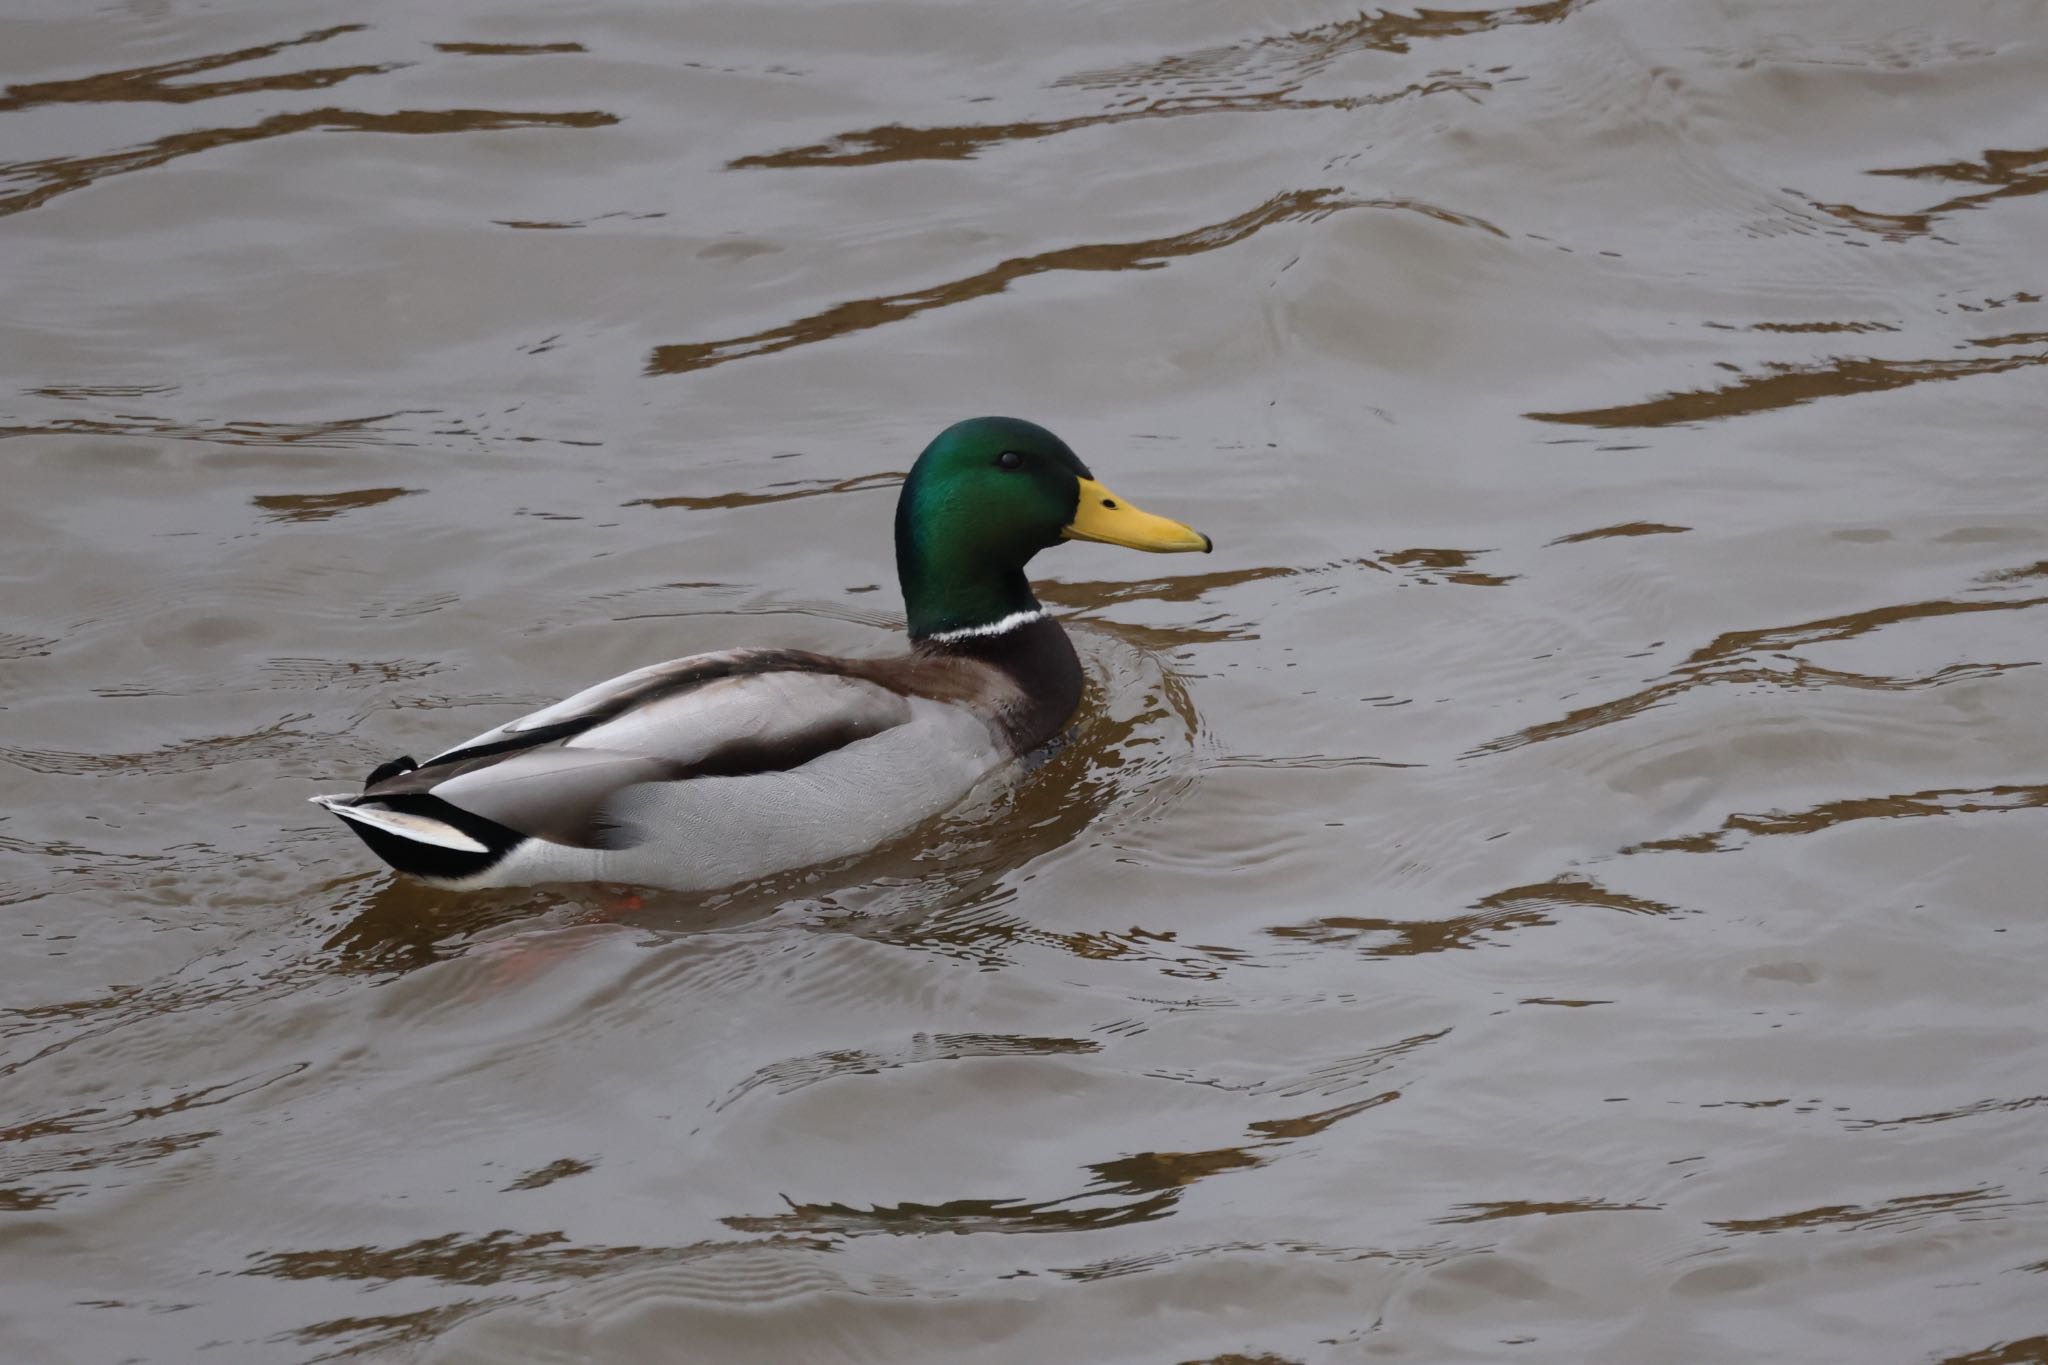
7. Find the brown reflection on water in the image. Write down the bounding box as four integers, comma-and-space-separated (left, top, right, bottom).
1631, 782, 2048, 855
246, 1230, 834, 1353
1480, 876, 1677, 917
1896, 141, 2048, 199
838, 874, 1248, 980
725, 1092, 1395, 1238
1527, 346, 2048, 428
716, 1033, 1101, 1111
1548, 521, 1689, 546
1434, 1198, 1659, 1224
1709, 1187, 2014, 1236
1037, 550, 1506, 634
1233, 1029, 1451, 1101
27, 382, 179, 400
1, 107, 617, 220
628, 471, 904, 512
1270, 906, 1547, 956
1936, 1336, 2048, 1365
727, 1184, 1182, 1236
320, 878, 579, 973
248, 1229, 808, 1286
1968, 330, 2048, 349
252, 487, 421, 523
1844, 1095, 2048, 1133
1736, 320, 1901, 336
649, 189, 1365, 375
1478, 655, 2013, 758
728, 0, 1588, 170
502, 1157, 594, 1192
1815, 145, 2048, 240
2, 1066, 303, 1143
1379, 546, 1516, 585
729, 78, 1474, 170
0, 410, 429, 447
0, 22, 615, 219
1271, 875, 1677, 958
0, 633, 58, 661
0, 25, 378, 112
0, 713, 320, 777
1039, 564, 1299, 609
434, 42, 587, 57
1056, 0, 1588, 90
1472, 584, 2046, 758
279, 1299, 520, 1358
1, 1062, 306, 1207
1686, 589, 2048, 667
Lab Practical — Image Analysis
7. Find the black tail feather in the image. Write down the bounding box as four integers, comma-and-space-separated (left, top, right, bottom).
364, 755, 419, 788
328, 792, 524, 884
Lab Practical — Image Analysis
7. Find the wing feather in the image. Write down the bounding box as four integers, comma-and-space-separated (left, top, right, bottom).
355, 660, 920, 850
416, 648, 907, 765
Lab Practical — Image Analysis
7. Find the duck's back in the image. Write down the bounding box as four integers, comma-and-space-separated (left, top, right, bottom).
313, 643, 1047, 891
504, 689, 1007, 889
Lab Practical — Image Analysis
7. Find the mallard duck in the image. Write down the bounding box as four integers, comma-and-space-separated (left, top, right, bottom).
312, 416, 1211, 890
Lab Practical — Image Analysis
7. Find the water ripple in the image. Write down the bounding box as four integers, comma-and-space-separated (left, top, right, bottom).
1629, 782, 2048, 854
724, 1092, 1396, 1239
1527, 346, 2048, 428
715, 1032, 1101, 1111
1, 107, 618, 220
647, 189, 1364, 375
0, 24, 380, 113
728, 78, 1477, 170
1470, 581, 2046, 758
1055, 0, 1592, 91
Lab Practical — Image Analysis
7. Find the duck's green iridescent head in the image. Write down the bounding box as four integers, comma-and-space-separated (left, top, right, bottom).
894, 416, 1211, 642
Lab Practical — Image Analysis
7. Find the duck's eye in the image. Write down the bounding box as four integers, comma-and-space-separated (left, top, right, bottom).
996, 450, 1023, 471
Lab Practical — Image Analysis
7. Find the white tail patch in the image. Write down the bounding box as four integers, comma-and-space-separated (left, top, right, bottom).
309, 794, 489, 853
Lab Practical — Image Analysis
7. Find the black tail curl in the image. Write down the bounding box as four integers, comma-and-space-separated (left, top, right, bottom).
363, 755, 419, 788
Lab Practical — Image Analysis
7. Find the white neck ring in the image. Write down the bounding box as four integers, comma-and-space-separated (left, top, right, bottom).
922, 608, 1047, 644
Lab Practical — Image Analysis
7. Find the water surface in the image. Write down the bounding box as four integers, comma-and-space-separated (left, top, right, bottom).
4, 0, 2047, 1360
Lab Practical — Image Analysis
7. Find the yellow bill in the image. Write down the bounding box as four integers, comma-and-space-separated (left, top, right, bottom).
1063, 477, 1212, 553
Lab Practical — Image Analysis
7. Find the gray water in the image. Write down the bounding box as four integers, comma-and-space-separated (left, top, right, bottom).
4, 0, 2047, 1360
